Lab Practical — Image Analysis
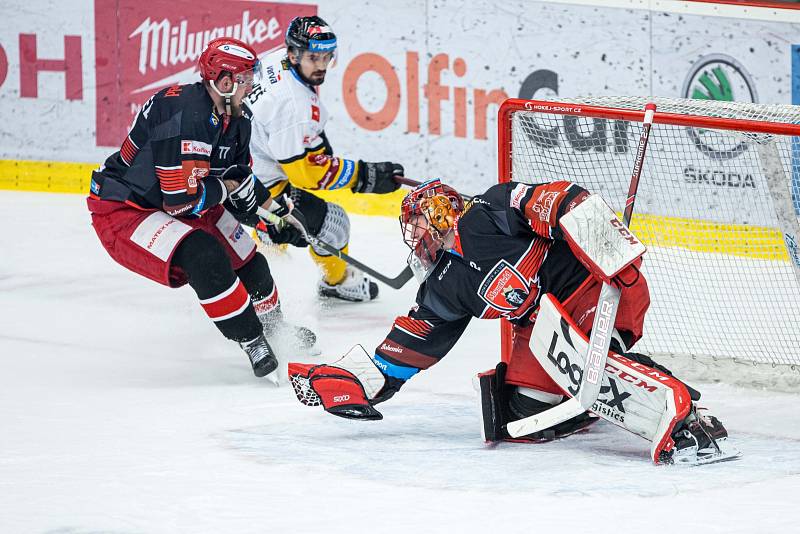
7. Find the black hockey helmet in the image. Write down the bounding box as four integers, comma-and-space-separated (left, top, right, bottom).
285, 16, 337, 53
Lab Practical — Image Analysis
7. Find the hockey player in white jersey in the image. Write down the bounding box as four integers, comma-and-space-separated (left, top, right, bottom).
244, 16, 404, 302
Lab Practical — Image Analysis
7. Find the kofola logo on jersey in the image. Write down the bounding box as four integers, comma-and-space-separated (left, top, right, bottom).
94, 1, 316, 146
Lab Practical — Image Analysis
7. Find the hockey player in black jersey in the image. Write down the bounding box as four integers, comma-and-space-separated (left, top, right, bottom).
288, 179, 738, 465
87, 37, 315, 381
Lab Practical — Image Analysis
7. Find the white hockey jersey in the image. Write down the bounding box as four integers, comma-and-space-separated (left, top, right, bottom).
245, 49, 359, 196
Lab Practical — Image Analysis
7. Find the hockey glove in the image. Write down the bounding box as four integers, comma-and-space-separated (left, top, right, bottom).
256, 194, 309, 247
222, 164, 270, 215
288, 346, 389, 420
255, 218, 308, 247
353, 161, 404, 194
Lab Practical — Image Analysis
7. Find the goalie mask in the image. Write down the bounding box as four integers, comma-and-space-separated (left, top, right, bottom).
400, 179, 464, 282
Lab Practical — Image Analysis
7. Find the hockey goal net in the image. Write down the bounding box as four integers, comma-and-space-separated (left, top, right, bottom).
499, 96, 800, 390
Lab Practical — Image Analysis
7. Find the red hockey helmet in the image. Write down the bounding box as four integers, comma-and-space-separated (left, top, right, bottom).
198, 38, 262, 86
400, 179, 464, 281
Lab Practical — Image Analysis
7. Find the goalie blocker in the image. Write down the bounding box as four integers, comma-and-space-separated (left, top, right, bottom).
478, 293, 739, 465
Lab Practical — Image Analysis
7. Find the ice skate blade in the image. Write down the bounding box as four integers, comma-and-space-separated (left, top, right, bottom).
669, 438, 741, 467
264, 371, 280, 386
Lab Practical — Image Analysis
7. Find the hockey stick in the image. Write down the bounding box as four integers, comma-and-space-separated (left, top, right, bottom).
506, 102, 657, 438
256, 206, 414, 290
394, 176, 474, 201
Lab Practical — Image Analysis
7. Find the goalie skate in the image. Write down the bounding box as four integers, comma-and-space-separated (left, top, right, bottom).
664, 407, 741, 466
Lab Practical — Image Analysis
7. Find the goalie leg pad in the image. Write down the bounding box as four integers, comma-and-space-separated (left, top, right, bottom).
503, 324, 565, 396
530, 293, 695, 463
476, 362, 598, 444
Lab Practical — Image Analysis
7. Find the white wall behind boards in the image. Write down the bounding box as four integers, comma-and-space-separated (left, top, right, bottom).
1, 0, 798, 196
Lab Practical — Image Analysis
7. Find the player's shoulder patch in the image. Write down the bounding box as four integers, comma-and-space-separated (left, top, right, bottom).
264, 63, 282, 85
510, 183, 532, 209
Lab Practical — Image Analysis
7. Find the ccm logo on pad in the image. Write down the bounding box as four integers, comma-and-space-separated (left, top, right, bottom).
609, 219, 639, 245
333, 395, 350, 403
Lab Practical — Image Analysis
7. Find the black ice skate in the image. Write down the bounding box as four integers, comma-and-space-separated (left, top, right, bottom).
661, 406, 741, 466
240, 334, 279, 379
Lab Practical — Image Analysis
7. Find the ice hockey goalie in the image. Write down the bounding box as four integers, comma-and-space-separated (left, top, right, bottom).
289, 178, 739, 466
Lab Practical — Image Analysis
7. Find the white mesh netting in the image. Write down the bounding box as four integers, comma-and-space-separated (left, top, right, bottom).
505, 96, 800, 389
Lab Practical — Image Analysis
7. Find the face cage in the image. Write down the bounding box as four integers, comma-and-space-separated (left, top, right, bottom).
399, 213, 446, 283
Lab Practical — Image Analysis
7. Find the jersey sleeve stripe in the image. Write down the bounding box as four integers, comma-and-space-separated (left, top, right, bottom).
120, 136, 140, 166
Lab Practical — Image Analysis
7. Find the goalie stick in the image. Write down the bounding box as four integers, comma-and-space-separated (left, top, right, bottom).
256, 206, 415, 290
506, 102, 657, 438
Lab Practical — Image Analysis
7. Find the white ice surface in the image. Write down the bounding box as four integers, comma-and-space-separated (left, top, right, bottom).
1, 191, 799, 533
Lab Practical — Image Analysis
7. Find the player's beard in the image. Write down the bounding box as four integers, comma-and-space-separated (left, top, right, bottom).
306, 70, 327, 86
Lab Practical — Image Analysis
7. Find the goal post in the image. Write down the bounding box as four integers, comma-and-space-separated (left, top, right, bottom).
498, 96, 800, 390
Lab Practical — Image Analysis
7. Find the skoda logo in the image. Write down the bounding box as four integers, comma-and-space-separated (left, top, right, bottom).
681, 54, 758, 160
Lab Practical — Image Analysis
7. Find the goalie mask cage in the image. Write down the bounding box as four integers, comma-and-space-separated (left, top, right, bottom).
498, 96, 800, 390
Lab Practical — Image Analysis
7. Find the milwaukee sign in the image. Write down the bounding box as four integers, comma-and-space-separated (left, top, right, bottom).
94, 0, 314, 147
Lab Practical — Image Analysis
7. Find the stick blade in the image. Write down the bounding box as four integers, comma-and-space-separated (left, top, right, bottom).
505, 397, 585, 438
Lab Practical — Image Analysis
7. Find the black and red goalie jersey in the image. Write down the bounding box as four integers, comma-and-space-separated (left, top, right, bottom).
371, 180, 650, 388
90, 82, 252, 217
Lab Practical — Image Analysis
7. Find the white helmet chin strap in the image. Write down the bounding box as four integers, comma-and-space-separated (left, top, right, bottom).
210, 79, 239, 116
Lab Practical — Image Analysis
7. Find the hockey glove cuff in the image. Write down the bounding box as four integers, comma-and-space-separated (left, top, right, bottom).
222, 164, 270, 216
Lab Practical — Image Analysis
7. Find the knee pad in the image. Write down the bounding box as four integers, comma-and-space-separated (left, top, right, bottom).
311, 202, 350, 256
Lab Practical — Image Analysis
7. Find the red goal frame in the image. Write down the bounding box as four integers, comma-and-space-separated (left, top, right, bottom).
496, 97, 800, 361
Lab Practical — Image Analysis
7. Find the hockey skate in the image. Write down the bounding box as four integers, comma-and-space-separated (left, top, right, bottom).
318, 265, 379, 302
239, 334, 279, 381
660, 406, 740, 466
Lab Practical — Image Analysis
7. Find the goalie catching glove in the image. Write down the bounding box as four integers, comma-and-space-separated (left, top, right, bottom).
289, 346, 400, 420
